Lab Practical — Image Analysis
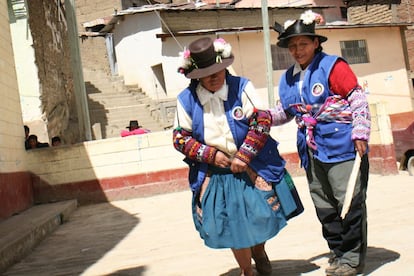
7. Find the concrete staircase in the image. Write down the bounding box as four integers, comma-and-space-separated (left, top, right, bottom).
83, 69, 173, 139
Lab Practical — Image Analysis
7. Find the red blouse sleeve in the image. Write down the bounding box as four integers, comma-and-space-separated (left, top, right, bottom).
329, 59, 358, 98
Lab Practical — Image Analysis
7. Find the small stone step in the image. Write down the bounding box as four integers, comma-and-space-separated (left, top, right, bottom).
0, 200, 78, 273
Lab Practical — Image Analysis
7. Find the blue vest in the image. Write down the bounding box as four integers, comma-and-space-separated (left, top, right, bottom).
279, 52, 355, 166
178, 74, 286, 193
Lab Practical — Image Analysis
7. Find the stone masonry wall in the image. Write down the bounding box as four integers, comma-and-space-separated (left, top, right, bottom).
79, 36, 110, 75
26, 0, 80, 144
75, 0, 122, 75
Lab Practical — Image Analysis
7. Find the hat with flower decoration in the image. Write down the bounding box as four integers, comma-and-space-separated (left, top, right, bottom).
273, 10, 327, 48
177, 37, 234, 79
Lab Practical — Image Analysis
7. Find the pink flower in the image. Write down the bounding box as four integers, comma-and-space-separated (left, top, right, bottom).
183, 49, 191, 59
214, 38, 226, 44
315, 13, 324, 25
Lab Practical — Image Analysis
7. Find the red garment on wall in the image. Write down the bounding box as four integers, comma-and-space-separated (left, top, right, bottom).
121, 128, 150, 137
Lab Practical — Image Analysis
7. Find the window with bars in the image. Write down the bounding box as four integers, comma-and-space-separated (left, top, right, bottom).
271, 45, 294, 71
340, 40, 369, 64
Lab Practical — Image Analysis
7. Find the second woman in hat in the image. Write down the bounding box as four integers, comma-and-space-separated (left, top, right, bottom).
271, 10, 370, 276
173, 36, 303, 275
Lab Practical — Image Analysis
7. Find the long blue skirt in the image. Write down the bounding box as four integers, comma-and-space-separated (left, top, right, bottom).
192, 168, 287, 249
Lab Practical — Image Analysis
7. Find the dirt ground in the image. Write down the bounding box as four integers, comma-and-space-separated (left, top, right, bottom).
4, 172, 414, 276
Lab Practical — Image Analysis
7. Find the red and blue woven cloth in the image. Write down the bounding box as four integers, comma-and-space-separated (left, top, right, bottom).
290, 95, 352, 150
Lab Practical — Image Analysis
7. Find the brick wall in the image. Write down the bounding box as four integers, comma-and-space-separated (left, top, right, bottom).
347, 1, 393, 24
347, 0, 414, 71
396, 1, 414, 71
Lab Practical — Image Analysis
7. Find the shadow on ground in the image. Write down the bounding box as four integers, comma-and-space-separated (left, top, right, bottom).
106, 266, 146, 275
363, 246, 400, 274
221, 246, 400, 276
3, 203, 139, 276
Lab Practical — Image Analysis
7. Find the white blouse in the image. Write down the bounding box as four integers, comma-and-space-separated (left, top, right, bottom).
174, 80, 261, 157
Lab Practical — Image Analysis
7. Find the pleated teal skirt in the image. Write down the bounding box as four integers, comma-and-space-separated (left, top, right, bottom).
192, 167, 287, 250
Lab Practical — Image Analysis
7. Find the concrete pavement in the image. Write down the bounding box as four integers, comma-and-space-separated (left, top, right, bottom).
2, 172, 414, 276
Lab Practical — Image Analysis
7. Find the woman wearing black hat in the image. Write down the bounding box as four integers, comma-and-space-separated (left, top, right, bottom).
271, 10, 370, 276
173, 37, 303, 275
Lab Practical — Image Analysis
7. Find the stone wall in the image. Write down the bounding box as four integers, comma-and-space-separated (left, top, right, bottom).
26, 0, 79, 144
75, 0, 121, 30
75, 0, 122, 75
79, 36, 111, 75
24, 0, 124, 144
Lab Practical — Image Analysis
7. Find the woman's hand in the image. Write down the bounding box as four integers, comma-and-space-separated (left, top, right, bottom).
354, 139, 368, 157
230, 158, 248, 173
214, 151, 231, 168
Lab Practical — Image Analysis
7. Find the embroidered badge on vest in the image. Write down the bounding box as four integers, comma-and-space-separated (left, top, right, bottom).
232, 106, 244, 120
312, 83, 324, 97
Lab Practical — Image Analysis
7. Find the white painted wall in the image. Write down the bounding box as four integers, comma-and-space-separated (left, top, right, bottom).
123, 24, 412, 115
113, 12, 166, 99
9, 10, 48, 143
318, 26, 413, 115
10, 18, 41, 121
0, 1, 28, 173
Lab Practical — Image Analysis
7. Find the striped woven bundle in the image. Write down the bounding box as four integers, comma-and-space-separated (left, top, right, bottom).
289, 95, 353, 150
289, 95, 352, 123
314, 95, 352, 123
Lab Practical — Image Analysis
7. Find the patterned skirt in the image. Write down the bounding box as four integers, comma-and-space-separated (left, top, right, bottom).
192, 167, 288, 249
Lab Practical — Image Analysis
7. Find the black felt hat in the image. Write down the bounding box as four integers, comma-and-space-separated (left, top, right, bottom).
274, 18, 327, 48
127, 120, 141, 129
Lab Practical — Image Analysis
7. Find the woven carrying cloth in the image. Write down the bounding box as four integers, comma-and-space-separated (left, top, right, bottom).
290, 95, 352, 150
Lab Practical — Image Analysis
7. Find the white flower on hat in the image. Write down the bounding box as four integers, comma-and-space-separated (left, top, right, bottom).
301, 10, 316, 25
214, 38, 232, 58
177, 48, 194, 74
284, 20, 296, 30
300, 10, 324, 25
177, 38, 233, 74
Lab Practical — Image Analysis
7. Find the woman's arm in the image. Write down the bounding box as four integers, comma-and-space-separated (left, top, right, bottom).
173, 127, 218, 164
234, 109, 272, 165
268, 102, 294, 126
329, 59, 371, 156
